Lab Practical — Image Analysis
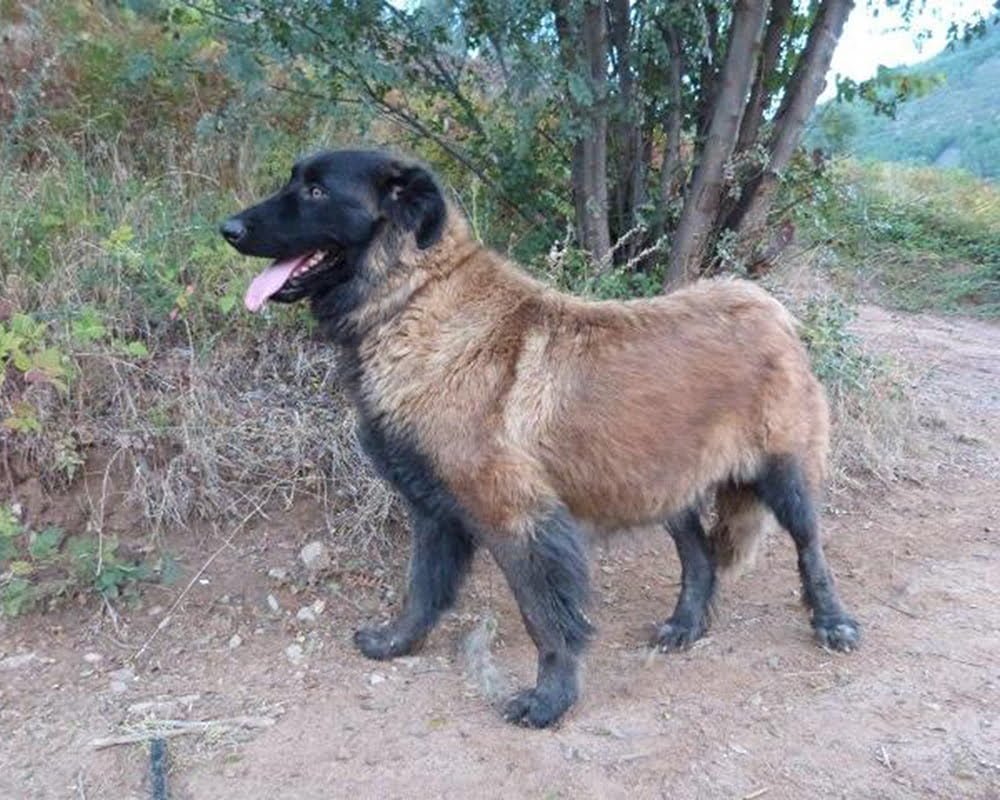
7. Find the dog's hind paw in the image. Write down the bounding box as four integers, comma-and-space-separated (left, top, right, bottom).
813, 616, 861, 653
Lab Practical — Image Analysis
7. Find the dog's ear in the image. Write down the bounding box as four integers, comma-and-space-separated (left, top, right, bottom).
379, 163, 446, 249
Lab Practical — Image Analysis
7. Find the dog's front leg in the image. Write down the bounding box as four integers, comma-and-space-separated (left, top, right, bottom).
354, 507, 476, 660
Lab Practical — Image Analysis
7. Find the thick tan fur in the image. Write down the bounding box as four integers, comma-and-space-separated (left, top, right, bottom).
353, 207, 830, 561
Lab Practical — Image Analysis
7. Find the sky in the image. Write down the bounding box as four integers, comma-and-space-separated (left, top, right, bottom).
822, 0, 998, 99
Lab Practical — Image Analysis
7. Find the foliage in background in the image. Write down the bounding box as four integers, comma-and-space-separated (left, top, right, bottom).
1, 1, 400, 560
196, 0, 995, 286
796, 160, 1000, 317
811, 19, 1000, 178
792, 293, 913, 487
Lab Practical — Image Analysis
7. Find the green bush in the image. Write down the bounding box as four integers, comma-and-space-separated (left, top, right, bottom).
0, 504, 157, 615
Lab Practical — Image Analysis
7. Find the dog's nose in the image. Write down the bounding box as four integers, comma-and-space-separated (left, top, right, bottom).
220, 218, 247, 245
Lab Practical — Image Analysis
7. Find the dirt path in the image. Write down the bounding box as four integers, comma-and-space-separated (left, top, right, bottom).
2, 307, 998, 800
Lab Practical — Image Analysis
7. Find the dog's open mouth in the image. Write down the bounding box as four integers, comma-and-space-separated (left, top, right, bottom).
244, 250, 334, 312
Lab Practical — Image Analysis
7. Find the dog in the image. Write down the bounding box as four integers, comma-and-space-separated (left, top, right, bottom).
220, 149, 860, 728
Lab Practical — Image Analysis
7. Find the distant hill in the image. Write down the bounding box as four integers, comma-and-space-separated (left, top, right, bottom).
810, 20, 1000, 179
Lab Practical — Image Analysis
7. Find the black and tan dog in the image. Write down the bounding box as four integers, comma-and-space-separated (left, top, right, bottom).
220, 149, 860, 728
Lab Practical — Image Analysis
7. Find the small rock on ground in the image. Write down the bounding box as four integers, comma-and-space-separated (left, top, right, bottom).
299, 541, 331, 572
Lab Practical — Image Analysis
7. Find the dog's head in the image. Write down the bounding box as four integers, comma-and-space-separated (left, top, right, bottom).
220, 149, 446, 312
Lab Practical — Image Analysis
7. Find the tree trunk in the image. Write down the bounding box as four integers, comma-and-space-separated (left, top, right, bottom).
553, 0, 611, 266
736, 0, 792, 154
694, 3, 722, 142
728, 0, 854, 250
655, 21, 683, 236
608, 0, 648, 262
664, 0, 769, 288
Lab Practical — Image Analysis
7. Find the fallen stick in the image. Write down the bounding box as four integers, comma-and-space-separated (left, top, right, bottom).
91, 716, 276, 750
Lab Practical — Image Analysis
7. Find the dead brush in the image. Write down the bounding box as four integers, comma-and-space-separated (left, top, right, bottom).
765, 254, 920, 494
114, 330, 403, 554
3, 324, 402, 558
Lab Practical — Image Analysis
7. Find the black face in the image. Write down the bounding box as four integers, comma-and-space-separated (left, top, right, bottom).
220, 149, 446, 310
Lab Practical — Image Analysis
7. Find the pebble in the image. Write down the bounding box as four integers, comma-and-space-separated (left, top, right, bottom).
108, 667, 136, 692
299, 541, 331, 572
0, 653, 37, 670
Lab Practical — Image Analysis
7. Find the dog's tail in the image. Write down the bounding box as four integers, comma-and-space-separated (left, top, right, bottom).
708, 483, 778, 572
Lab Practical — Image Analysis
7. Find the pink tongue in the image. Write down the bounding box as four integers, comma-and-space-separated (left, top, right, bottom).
244, 254, 312, 312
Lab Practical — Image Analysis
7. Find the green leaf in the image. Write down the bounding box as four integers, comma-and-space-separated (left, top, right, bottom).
10, 314, 46, 343
3, 402, 42, 434
159, 552, 182, 586
12, 349, 31, 372
218, 294, 237, 315
123, 340, 149, 358
30, 347, 62, 374
72, 307, 107, 343
566, 72, 593, 107
29, 527, 64, 561
66, 535, 99, 576
0, 506, 22, 539
2, 578, 34, 616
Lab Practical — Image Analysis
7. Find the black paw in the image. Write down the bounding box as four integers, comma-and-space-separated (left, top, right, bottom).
813, 615, 861, 653
502, 687, 574, 729
353, 625, 416, 660
652, 616, 707, 652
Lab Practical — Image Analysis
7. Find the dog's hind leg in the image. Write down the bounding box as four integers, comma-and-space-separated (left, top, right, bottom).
492, 505, 593, 728
752, 456, 860, 652
654, 507, 716, 652
354, 507, 476, 660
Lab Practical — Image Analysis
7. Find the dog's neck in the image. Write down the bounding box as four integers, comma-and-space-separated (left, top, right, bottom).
311, 205, 480, 347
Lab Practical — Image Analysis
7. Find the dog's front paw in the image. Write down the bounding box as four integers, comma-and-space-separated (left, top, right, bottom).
652, 616, 708, 653
502, 687, 574, 729
353, 626, 413, 660
813, 615, 861, 653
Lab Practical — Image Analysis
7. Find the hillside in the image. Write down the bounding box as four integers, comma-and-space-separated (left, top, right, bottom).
812, 20, 1000, 178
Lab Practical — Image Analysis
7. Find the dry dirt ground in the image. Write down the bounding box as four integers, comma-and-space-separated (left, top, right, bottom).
1, 306, 998, 800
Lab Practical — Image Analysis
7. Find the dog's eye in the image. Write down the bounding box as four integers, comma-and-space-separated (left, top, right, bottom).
306, 185, 327, 200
